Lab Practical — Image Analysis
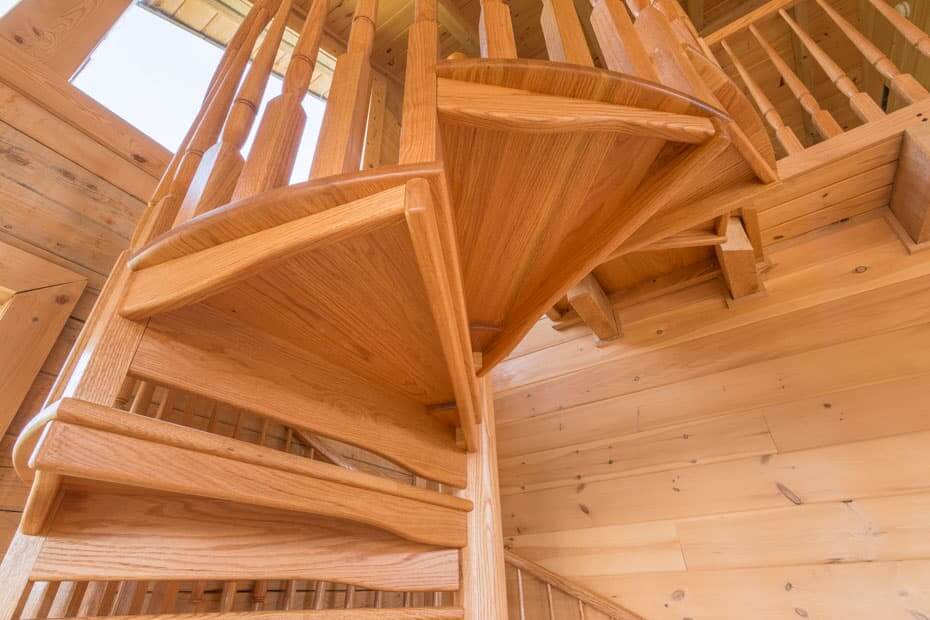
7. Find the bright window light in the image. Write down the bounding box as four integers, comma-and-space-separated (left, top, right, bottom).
0, 0, 19, 18
72, 4, 325, 182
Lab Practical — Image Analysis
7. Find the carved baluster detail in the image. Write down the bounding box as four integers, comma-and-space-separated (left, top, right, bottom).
780, 8, 883, 122
234, 0, 330, 199
750, 23, 843, 140
720, 39, 804, 155
814, 0, 928, 104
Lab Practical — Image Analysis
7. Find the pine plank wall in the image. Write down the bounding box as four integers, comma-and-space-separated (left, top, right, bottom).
493, 209, 930, 619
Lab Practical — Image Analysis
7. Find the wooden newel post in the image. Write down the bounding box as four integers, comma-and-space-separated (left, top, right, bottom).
310, 0, 378, 178
479, 0, 518, 59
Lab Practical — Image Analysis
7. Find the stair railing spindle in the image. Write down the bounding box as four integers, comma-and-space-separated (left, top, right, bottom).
779, 7, 883, 122
813, 0, 928, 104
749, 23, 843, 139
720, 39, 804, 155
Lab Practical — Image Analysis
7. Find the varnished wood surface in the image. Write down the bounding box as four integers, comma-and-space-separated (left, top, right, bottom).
35, 488, 461, 591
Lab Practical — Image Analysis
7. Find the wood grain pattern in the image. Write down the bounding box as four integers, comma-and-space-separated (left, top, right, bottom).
35, 488, 460, 590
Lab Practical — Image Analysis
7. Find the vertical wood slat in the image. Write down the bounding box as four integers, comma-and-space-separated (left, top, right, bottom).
720, 39, 804, 155
813, 0, 929, 104
541, 0, 594, 65
177, 0, 295, 222
310, 0, 379, 178
233, 0, 330, 199
749, 23, 843, 140
479, 0, 518, 58
779, 8, 884, 122
589, 0, 658, 79
866, 0, 930, 60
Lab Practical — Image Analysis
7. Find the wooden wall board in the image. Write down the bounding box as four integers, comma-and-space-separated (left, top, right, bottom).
581, 561, 930, 620
502, 429, 930, 535
678, 492, 930, 570
0, 0, 133, 79
493, 216, 930, 419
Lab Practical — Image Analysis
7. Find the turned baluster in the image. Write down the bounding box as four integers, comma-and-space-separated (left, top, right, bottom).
130, 3, 269, 249
779, 8, 883, 122
720, 39, 804, 155
129, 381, 156, 415
541, 0, 594, 65
814, 0, 928, 104
146, 3, 272, 237
516, 568, 527, 620
479, 0, 518, 58
175, 0, 293, 223
749, 23, 843, 140
867, 0, 930, 60
344, 585, 355, 609
282, 581, 302, 610
252, 581, 268, 611
220, 582, 237, 612
190, 582, 207, 614
309, 0, 379, 178
233, 0, 330, 199
313, 581, 328, 609
590, 0, 658, 78
154, 388, 176, 419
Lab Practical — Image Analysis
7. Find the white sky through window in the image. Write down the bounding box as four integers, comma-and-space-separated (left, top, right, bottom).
72, 4, 325, 182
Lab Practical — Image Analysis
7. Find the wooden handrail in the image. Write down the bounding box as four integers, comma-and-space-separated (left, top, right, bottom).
813, 0, 929, 104
705, 0, 798, 45
505, 550, 644, 620
866, 0, 930, 59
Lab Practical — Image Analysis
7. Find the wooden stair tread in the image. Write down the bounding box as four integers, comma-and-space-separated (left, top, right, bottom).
87, 611, 466, 619
433, 58, 747, 369
18, 399, 471, 548
122, 169, 481, 451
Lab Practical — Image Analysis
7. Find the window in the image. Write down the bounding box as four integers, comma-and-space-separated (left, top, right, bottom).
0, 0, 19, 18
71, 4, 325, 182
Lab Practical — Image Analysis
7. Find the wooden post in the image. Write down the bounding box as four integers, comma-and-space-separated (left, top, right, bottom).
541, 0, 594, 65
589, 0, 658, 79
233, 0, 330, 199
720, 39, 804, 155
176, 0, 295, 221
457, 368, 509, 620
479, 0, 518, 58
399, 0, 441, 164
310, 0, 378, 178
715, 216, 761, 299
567, 274, 620, 342
814, 0, 928, 104
890, 128, 930, 244
779, 8, 884, 123
750, 23, 843, 140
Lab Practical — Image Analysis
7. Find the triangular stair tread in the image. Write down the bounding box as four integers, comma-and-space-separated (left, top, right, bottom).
433, 58, 747, 369
122, 168, 481, 450
18, 398, 471, 548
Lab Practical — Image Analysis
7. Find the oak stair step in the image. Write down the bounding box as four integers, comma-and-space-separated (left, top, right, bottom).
102, 610, 466, 620
16, 398, 472, 549
121, 164, 483, 454
433, 58, 754, 370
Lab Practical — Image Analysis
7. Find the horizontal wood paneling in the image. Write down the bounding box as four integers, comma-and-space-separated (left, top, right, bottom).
582, 560, 930, 620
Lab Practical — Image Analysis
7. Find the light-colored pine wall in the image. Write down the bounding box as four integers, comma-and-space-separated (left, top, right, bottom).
494, 209, 930, 619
